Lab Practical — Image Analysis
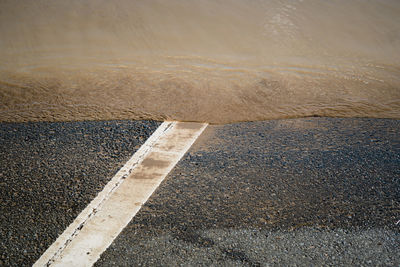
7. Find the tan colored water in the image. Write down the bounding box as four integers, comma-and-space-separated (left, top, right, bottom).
1, 0, 399, 124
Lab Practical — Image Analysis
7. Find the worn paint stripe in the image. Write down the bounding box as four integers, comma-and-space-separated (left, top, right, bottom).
34, 121, 208, 267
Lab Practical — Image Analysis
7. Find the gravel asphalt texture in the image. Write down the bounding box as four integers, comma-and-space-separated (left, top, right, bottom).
0, 120, 160, 266
96, 118, 399, 266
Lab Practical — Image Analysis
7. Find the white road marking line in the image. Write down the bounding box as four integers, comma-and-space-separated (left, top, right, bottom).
34, 121, 208, 267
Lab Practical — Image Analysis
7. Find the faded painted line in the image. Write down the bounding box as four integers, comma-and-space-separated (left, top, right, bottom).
34, 121, 208, 267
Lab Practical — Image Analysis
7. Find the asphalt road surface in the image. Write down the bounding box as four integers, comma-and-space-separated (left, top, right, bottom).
0, 120, 161, 266
1, 118, 399, 266
97, 118, 399, 266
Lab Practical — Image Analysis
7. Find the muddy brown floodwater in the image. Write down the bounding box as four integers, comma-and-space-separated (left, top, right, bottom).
1, 0, 399, 124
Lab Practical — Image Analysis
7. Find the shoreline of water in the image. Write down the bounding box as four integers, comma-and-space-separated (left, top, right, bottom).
1, 0, 399, 124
